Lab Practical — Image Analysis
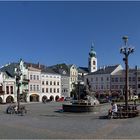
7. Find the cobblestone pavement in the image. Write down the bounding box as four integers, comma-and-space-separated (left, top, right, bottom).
0, 102, 139, 139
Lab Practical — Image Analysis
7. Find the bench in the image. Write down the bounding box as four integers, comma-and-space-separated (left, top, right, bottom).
112, 110, 139, 119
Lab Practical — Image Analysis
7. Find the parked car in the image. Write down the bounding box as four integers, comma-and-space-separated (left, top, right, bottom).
57, 97, 64, 102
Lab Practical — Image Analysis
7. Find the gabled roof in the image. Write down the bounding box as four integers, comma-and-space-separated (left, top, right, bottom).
88, 65, 120, 75
48, 63, 70, 76
78, 67, 89, 73
42, 67, 58, 75
68, 64, 77, 69
28, 66, 41, 72
0, 63, 18, 77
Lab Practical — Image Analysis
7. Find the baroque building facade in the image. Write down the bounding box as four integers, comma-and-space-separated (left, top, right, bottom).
0, 60, 62, 103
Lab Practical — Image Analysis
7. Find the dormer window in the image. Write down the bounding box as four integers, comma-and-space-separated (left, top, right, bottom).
63, 70, 66, 75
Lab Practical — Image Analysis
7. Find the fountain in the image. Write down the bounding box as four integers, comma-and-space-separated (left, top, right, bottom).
62, 81, 99, 112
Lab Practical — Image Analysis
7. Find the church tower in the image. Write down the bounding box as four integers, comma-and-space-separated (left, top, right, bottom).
88, 43, 97, 73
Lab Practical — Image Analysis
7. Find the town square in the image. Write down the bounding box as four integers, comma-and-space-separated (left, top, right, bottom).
0, 101, 139, 139
0, 1, 140, 139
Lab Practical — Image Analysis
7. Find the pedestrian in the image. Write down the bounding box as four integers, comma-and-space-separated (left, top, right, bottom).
108, 101, 118, 118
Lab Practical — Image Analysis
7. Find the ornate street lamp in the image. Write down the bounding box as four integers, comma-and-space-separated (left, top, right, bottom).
120, 36, 134, 110
15, 62, 22, 112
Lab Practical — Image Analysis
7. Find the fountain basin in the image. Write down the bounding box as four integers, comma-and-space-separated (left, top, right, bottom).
62, 103, 95, 112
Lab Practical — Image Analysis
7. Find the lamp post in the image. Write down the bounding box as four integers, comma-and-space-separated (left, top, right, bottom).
120, 36, 134, 111
15, 64, 22, 112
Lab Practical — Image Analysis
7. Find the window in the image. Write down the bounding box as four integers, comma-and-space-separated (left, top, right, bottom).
138, 77, 140, 82
37, 75, 39, 80
57, 88, 59, 93
0, 86, 2, 92
54, 88, 56, 93
112, 78, 114, 82
57, 82, 59, 85
138, 84, 140, 89
93, 61, 96, 65
34, 75, 36, 80
132, 77, 135, 81
107, 77, 109, 81
10, 86, 13, 94
46, 88, 48, 93
54, 81, 56, 85
33, 85, 36, 91
37, 85, 39, 91
42, 88, 44, 93
50, 88, 52, 93
30, 75, 32, 80
6, 86, 9, 94
129, 77, 131, 82
120, 85, 122, 89
46, 81, 48, 85
120, 77, 123, 82
50, 81, 52, 85
115, 77, 118, 82
42, 81, 44, 85
111, 85, 114, 89
30, 85, 32, 91
96, 77, 98, 81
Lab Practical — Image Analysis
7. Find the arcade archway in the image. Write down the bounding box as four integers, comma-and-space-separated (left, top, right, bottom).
30, 94, 39, 102
55, 95, 59, 101
6, 96, 14, 103
50, 95, 54, 101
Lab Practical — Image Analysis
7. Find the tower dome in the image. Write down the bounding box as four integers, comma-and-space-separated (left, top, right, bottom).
88, 42, 97, 73
89, 43, 96, 58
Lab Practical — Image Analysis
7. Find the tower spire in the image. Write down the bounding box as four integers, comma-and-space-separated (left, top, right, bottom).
88, 42, 97, 73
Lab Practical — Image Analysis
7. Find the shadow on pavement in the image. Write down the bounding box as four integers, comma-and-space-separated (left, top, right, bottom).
99, 115, 109, 119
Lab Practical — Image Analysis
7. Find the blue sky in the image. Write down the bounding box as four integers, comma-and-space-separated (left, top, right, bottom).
0, 1, 140, 68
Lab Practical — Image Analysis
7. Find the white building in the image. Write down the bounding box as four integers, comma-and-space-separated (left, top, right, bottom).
49, 63, 77, 98
111, 66, 140, 96
41, 68, 61, 101
0, 71, 15, 103
85, 65, 123, 95
28, 66, 41, 102
69, 64, 78, 92
0, 59, 29, 103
